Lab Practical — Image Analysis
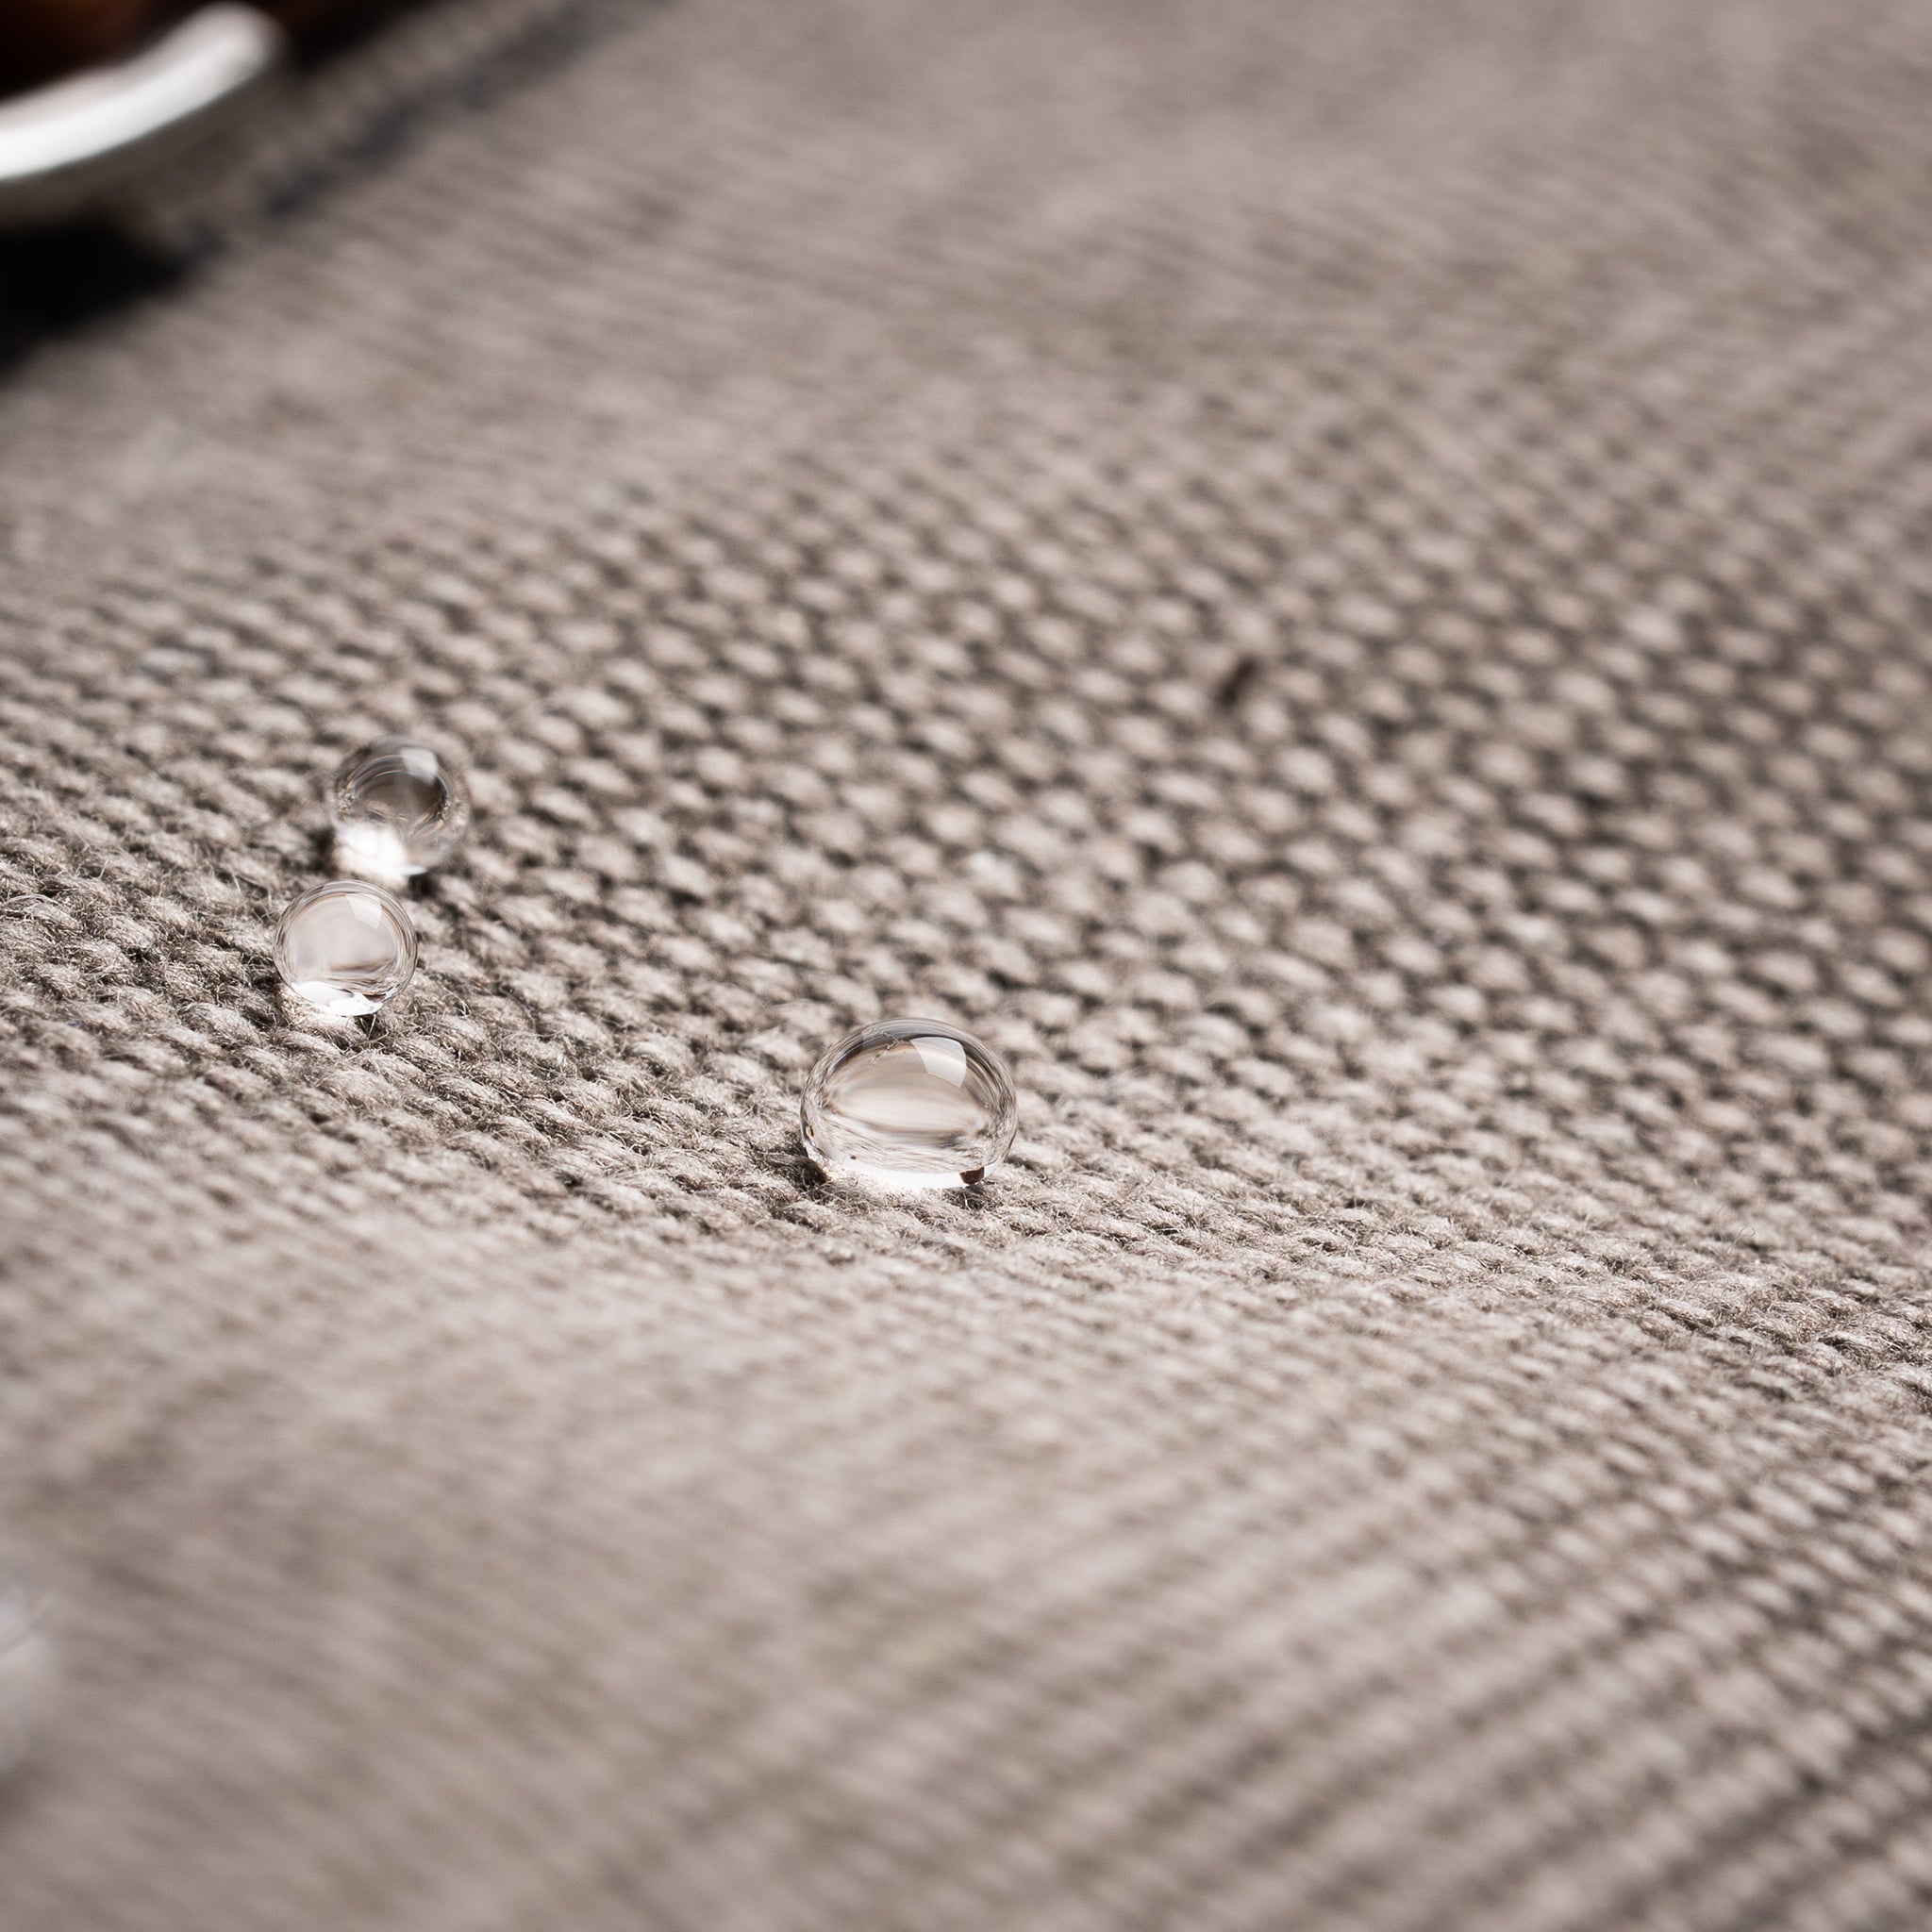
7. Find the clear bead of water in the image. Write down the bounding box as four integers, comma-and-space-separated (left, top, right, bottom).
330, 737, 470, 880
274, 880, 418, 1017
0, 1550, 55, 1778
801, 1018, 1018, 1189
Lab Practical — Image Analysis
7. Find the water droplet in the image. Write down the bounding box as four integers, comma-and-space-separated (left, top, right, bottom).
330, 737, 470, 880
801, 1019, 1018, 1189
275, 880, 417, 1018
0, 1550, 55, 1778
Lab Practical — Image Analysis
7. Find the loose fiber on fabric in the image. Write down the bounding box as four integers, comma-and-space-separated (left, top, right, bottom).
4, 3, 1932, 1928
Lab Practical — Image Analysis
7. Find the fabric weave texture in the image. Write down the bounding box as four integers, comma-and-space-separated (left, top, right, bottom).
5, 2, 1932, 1927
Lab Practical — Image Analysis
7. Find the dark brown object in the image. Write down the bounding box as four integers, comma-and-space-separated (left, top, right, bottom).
0, 0, 401, 96
0, 0, 169, 96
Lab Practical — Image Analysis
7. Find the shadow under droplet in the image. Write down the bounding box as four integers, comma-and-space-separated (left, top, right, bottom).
940, 1177, 998, 1212
764, 1146, 832, 1196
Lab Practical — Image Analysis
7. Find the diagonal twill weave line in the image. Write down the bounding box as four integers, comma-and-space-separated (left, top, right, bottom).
4, 1, 1932, 1928
6, 403, 1931, 1277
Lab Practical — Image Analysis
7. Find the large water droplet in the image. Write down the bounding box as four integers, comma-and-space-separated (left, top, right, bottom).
801, 1019, 1018, 1189
330, 737, 470, 881
275, 880, 418, 1018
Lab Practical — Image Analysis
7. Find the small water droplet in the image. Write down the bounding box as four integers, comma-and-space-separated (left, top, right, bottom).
330, 737, 470, 880
0, 1549, 55, 1778
801, 1019, 1018, 1190
275, 880, 417, 1017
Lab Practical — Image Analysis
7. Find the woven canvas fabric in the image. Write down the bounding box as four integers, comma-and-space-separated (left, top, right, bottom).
6, 2, 1932, 1926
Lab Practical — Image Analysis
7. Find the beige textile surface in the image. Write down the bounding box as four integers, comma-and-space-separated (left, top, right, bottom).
6, 2, 1932, 1926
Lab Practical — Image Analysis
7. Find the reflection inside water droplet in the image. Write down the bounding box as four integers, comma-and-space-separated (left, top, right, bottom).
330, 737, 470, 880
274, 880, 418, 1018
801, 1019, 1018, 1190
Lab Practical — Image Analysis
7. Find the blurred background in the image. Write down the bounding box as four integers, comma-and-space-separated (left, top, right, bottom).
6, 4, 1932, 1930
